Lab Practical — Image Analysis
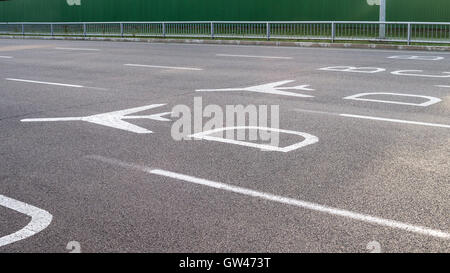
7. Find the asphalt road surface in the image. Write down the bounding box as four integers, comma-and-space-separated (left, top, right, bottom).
0, 38, 449, 253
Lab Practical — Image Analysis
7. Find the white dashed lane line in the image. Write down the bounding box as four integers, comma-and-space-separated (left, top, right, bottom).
339, 114, 450, 129
216, 54, 293, 59
54, 47, 100, 51
124, 63, 203, 71
86, 155, 450, 240
5, 78, 108, 90
293, 109, 450, 129
6, 78, 84, 88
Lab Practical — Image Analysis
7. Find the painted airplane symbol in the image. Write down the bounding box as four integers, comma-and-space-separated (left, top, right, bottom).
196, 80, 315, 98
21, 104, 171, 134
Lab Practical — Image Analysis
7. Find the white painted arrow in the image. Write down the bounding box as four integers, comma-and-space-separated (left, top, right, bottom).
21, 104, 172, 134
196, 80, 315, 98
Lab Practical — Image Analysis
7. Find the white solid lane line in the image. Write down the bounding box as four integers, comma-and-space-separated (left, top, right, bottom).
387, 55, 444, 61
293, 109, 450, 129
0, 194, 53, 248
340, 114, 450, 129
87, 155, 450, 240
124, 64, 203, 71
5, 78, 84, 88
0, 56, 13, 59
54, 47, 100, 51
216, 54, 293, 59
435, 85, 450, 88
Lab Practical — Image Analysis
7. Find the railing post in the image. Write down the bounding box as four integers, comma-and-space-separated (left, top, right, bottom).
211, 22, 214, 39
21, 23, 24, 36
266, 22, 270, 40
83, 23, 86, 37
162, 22, 166, 38
407, 23, 411, 45
50, 23, 54, 37
331, 22, 335, 43
120, 22, 124, 37
379, 22, 386, 39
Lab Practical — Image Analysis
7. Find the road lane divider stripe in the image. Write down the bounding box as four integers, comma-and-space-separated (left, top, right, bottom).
216, 54, 293, 60
340, 114, 450, 128
0, 194, 53, 248
435, 85, 450, 88
6, 78, 84, 88
124, 64, 203, 71
86, 155, 450, 240
293, 109, 450, 129
0, 56, 13, 59
54, 47, 100, 51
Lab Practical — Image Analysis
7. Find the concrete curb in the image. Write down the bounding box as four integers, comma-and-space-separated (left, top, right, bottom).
2, 35, 450, 52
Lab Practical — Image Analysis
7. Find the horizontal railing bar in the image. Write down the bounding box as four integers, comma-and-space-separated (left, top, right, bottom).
1, 21, 450, 25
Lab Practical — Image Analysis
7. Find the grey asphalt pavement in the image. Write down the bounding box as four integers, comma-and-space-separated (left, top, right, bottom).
0, 38, 449, 253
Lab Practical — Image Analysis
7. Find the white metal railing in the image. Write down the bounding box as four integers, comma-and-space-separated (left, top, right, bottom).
0, 21, 449, 45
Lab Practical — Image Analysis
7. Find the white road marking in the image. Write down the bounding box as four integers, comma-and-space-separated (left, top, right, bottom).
6, 78, 84, 88
197, 80, 315, 98
435, 85, 450, 88
124, 64, 203, 71
293, 109, 450, 129
86, 155, 450, 240
21, 104, 171, 134
340, 114, 450, 128
216, 54, 292, 60
0, 194, 53, 248
388, 55, 444, 61
84, 86, 109, 91
292, 108, 336, 116
319, 66, 386, 74
0, 56, 13, 59
188, 126, 319, 153
343, 92, 442, 107
391, 70, 450, 78
5, 78, 106, 90
54, 47, 100, 51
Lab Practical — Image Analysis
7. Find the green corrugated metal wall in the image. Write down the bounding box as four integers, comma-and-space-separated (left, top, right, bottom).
0, 0, 449, 22
387, 0, 450, 22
